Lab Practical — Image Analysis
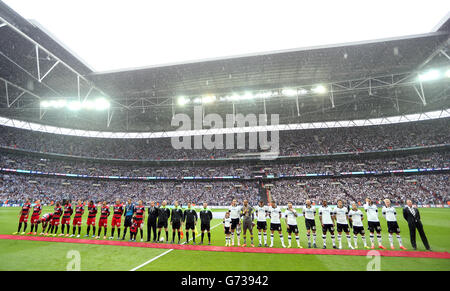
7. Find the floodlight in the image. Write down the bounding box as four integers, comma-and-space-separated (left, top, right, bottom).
445, 69, 450, 78
49, 100, 66, 108
282, 89, 297, 97
298, 89, 308, 95
177, 96, 189, 106
202, 95, 216, 104
83, 100, 96, 110
418, 70, 440, 82
242, 92, 253, 100
40, 101, 50, 108
312, 85, 327, 94
67, 101, 82, 111
94, 98, 110, 110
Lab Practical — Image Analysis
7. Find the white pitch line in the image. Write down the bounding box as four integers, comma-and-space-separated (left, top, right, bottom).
130, 248, 174, 271
129, 222, 222, 271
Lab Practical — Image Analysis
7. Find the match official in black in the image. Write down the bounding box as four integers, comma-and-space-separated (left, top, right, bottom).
147, 201, 158, 242
199, 202, 213, 245
157, 200, 170, 242
403, 199, 431, 251
184, 202, 198, 244
171, 201, 184, 244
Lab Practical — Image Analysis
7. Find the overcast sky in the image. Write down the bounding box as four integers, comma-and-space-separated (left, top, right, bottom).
4, 0, 449, 72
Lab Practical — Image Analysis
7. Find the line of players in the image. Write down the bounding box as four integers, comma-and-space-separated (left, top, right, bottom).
12, 198, 214, 245
223, 198, 406, 250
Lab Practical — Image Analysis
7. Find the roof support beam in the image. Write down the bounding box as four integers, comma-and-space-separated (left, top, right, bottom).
413, 80, 427, 106
0, 77, 41, 100
107, 108, 114, 128
35, 45, 41, 81
0, 16, 119, 106
0, 50, 62, 96
440, 49, 450, 61
39, 60, 60, 82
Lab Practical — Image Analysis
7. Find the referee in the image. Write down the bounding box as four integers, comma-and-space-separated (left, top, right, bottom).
157, 200, 170, 242
183, 202, 198, 244
199, 202, 213, 245
147, 201, 158, 242
171, 201, 183, 244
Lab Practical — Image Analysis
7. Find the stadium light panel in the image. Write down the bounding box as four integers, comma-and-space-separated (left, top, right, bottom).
312, 85, 327, 94
93, 98, 110, 110
54, 100, 67, 108
229, 94, 240, 101
83, 100, 96, 110
177, 96, 189, 106
67, 101, 82, 111
242, 92, 254, 100
418, 70, 440, 82
445, 69, 450, 78
298, 89, 308, 95
202, 95, 216, 104
282, 89, 297, 97
40, 100, 50, 108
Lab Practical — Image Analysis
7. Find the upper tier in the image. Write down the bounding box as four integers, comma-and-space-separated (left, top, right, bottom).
0, 118, 449, 161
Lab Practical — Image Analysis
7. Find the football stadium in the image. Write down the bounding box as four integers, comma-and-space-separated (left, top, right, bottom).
0, 1, 449, 274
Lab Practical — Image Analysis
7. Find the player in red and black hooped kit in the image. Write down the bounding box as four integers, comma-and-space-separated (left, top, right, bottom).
48, 202, 63, 236
60, 201, 73, 237
134, 200, 146, 241
70, 200, 84, 237
85, 201, 98, 237
28, 199, 42, 235
39, 212, 54, 235
110, 199, 124, 240
13, 198, 31, 235
97, 201, 110, 239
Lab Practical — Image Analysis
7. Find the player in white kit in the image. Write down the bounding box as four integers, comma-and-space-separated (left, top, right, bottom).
382, 199, 406, 250
333, 200, 354, 249
302, 200, 317, 248
364, 198, 386, 249
254, 200, 269, 247
349, 202, 369, 249
318, 200, 337, 249
285, 202, 301, 248
268, 200, 286, 248
228, 199, 242, 246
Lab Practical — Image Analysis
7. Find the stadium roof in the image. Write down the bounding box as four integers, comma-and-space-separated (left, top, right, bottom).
0, 2, 449, 133
88, 32, 449, 100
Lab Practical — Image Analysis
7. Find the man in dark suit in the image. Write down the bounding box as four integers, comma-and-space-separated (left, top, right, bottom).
146, 201, 159, 242
403, 200, 431, 251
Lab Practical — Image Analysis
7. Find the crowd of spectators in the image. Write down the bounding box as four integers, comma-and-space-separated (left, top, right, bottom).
1, 172, 448, 207
0, 174, 259, 206
0, 118, 448, 160
269, 174, 449, 206
1, 151, 448, 178
0, 118, 448, 207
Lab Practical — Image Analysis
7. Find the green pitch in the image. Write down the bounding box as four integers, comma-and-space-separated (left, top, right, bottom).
0, 206, 449, 271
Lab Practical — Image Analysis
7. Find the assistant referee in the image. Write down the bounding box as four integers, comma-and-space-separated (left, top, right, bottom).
199, 202, 213, 245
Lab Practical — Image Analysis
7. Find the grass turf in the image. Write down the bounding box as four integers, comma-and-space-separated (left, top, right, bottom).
0, 206, 449, 270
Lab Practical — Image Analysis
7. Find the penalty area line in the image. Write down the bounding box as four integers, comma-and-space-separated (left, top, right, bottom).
129, 222, 222, 271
